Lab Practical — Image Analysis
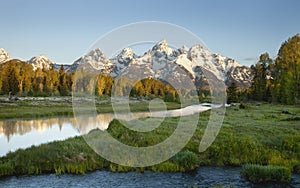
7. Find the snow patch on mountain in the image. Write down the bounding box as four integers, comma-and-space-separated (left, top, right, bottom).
28, 55, 54, 71
0, 48, 11, 64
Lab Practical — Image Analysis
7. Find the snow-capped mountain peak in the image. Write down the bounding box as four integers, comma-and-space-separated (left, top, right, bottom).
117, 48, 135, 62
151, 39, 173, 56
71, 48, 113, 74
70, 41, 252, 88
119, 48, 134, 58
0, 48, 11, 64
28, 55, 54, 71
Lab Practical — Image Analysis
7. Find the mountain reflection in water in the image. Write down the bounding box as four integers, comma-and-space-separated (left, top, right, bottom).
0, 104, 213, 156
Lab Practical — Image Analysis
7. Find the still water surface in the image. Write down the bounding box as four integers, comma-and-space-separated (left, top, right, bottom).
0, 104, 212, 156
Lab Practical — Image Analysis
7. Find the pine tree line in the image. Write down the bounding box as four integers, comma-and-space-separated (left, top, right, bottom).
247, 34, 300, 104
0, 61, 72, 96
225, 34, 299, 105
0, 61, 185, 102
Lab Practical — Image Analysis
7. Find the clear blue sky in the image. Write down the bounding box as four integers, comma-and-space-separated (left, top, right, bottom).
1, 0, 299, 66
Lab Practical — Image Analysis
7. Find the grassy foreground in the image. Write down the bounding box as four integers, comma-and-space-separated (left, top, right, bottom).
0, 103, 299, 183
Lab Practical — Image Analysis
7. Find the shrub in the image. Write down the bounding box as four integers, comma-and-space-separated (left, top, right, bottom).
239, 103, 247, 109
293, 162, 300, 173
241, 164, 291, 184
171, 150, 199, 171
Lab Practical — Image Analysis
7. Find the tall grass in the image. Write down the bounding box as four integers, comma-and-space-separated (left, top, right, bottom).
241, 164, 291, 184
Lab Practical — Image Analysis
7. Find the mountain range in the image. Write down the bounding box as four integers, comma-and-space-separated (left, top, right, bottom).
0, 40, 252, 88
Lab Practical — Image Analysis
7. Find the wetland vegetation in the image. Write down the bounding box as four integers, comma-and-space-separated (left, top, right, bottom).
0, 103, 299, 185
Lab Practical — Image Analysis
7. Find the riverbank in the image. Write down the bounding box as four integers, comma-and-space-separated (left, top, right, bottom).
1, 167, 300, 188
0, 96, 182, 119
0, 103, 299, 184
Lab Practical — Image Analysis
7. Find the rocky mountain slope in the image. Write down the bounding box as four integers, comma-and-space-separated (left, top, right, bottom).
73, 40, 252, 88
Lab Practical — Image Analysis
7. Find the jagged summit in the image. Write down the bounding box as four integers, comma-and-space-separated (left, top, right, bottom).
151, 39, 173, 56
117, 48, 135, 62
70, 48, 113, 74
28, 55, 54, 71
0, 48, 11, 64
1, 40, 252, 89
86, 48, 105, 57
68, 41, 252, 88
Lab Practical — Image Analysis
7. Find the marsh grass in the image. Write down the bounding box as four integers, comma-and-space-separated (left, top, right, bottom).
241, 164, 291, 184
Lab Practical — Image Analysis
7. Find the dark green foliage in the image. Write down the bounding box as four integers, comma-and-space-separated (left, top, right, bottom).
0, 162, 14, 177
239, 103, 247, 109
274, 34, 300, 104
227, 82, 239, 104
248, 34, 300, 105
293, 162, 300, 173
171, 150, 199, 170
241, 164, 291, 184
250, 53, 273, 101
58, 65, 71, 96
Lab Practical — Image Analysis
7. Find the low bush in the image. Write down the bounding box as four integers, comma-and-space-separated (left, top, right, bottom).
239, 103, 247, 109
293, 162, 300, 173
171, 150, 199, 171
241, 164, 291, 184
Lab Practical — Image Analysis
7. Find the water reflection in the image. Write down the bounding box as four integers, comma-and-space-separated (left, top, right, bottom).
0, 104, 212, 156
0, 104, 213, 140
0, 118, 76, 142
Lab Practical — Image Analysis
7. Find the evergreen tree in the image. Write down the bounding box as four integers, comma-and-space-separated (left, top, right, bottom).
58, 65, 69, 96
250, 52, 273, 101
32, 68, 45, 94
1, 61, 20, 94
274, 34, 300, 104
227, 82, 239, 104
